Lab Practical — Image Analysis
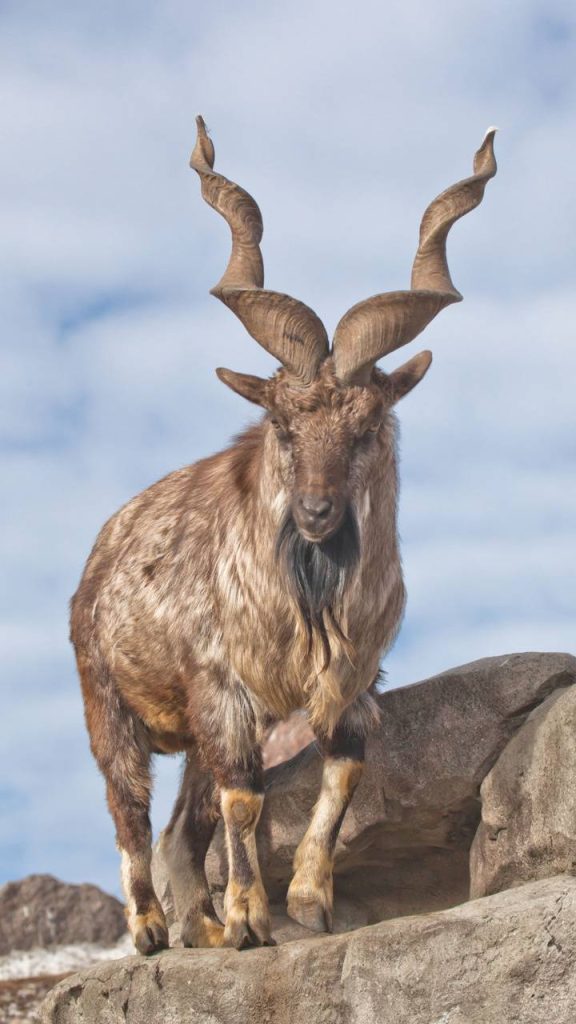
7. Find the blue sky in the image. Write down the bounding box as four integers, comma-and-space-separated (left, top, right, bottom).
1, 1, 575, 896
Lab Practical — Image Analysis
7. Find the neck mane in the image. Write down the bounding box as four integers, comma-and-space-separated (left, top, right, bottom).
275, 506, 360, 670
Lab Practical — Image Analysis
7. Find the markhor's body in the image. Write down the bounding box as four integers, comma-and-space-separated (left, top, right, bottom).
71, 117, 496, 954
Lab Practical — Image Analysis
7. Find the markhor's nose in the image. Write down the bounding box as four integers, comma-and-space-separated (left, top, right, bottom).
299, 495, 333, 521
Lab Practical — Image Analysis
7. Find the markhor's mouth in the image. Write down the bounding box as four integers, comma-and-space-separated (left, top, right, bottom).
294, 509, 347, 545
298, 524, 338, 544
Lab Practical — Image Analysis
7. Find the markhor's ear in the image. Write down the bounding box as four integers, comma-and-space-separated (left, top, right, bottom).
389, 350, 432, 403
216, 367, 269, 407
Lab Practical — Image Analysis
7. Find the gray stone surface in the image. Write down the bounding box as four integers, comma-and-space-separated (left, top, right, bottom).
470, 683, 576, 898
0, 875, 127, 955
154, 652, 576, 930
41, 875, 576, 1024
41, 653, 576, 1021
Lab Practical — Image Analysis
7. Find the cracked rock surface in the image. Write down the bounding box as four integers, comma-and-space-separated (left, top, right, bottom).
41, 876, 576, 1024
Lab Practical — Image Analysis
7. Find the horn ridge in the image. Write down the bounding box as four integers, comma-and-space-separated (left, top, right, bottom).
191, 115, 329, 383
213, 287, 329, 386
332, 129, 497, 385
411, 128, 497, 295
191, 115, 264, 291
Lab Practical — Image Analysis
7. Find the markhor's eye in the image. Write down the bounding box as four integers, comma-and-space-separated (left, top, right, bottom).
270, 419, 290, 443
367, 422, 381, 433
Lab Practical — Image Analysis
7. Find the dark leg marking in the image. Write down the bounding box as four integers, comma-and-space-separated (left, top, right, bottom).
218, 757, 274, 949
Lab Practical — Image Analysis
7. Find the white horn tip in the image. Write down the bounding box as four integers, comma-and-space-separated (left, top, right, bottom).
484, 126, 499, 137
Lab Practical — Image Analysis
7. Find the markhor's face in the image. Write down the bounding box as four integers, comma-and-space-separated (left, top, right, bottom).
268, 372, 386, 544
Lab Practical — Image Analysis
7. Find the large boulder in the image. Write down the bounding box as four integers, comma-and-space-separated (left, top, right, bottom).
470, 683, 576, 898
0, 875, 126, 954
153, 652, 576, 929
41, 874, 576, 1024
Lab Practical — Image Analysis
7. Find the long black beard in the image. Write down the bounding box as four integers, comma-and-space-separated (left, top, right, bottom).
275, 506, 360, 671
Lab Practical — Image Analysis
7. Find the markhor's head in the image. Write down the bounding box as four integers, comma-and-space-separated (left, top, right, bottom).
222, 358, 425, 544
191, 115, 497, 545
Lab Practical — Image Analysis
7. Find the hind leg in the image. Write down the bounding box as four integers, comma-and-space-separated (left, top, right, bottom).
111, 780, 169, 955
187, 668, 273, 948
161, 753, 225, 948
78, 654, 168, 955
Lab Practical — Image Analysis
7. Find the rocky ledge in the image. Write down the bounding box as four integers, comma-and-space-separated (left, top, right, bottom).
41, 652, 576, 1022
41, 875, 576, 1024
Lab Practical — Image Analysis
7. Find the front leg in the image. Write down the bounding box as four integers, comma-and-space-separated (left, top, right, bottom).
220, 762, 275, 948
286, 714, 365, 932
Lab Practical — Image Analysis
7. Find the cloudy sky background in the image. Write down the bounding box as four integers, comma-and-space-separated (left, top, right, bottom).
1, 0, 574, 896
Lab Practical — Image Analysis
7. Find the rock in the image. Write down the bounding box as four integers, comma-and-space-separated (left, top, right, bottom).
263, 712, 314, 769
41, 874, 576, 1024
470, 684, 576, 898
0, 876, 126, 955
43, 654, 576, 1019
0, 974, 71, 1024
179, 653, 574, 924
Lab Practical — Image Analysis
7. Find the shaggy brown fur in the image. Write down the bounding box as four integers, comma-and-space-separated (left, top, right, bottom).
71, 361, 405, 950
71, 121, 496, 952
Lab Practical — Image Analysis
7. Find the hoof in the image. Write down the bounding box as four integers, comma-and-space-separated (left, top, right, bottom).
223, 884, 274, 949
286, 871, 333, 933
223, 911, 276, 949
181, 911, 226, 949
287, 892, 333, 933
133, 915, 169, 955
